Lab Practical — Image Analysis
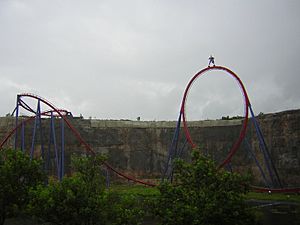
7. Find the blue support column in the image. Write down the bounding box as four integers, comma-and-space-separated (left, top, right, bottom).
162, 112, 182, 181
177, 139, 188, 158
50, 113, 59, 178
21, 121, 25, 152
14, 96, 20, 150
60, 117, 65, 181
249, 105, 282, 188
106, 169, 110, 188
46, 112, 54, 173
30, 100, 40, 159
38, 104, 45, 161
225, 162, 233, 173
244, 137, 270, 188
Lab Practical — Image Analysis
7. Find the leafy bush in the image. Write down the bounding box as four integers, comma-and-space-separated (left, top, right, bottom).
153, 150, 258, 225
0, 149, 45, 225
27, 154, 145, 225
27, 154, 108, 225
28, 175, 108, 225
106, 191, 145, 225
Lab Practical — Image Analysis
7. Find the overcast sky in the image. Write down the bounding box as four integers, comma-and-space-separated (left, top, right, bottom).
0, 0, 299, 121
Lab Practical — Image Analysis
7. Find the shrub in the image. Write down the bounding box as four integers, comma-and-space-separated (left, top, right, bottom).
106, 191, 145, 225
0, 149, 45, 225
153, 150, 258, 225
27, 154, 107, 225
28, 175, 108, 225
27, 154, 145, 225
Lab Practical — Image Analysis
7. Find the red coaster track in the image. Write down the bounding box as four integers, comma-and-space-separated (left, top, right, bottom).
1, 66, 299, 193
0, 93, 156, 187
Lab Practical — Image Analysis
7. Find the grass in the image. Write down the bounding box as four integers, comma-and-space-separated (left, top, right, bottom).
108, 184, 300, 203
108, 184, 159, 197
246, 192, 300, 203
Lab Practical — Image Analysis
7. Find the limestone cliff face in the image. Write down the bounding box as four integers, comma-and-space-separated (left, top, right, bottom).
0, 109, 299, 186
253, 110, 300, 186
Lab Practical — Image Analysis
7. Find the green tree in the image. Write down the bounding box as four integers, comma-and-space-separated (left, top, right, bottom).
28, 154, 146, 225
153, 150, 258, 225
28, 175, 108, 225
0, 148, 45, 225
70, 154, 106, 195
28, 154, 109, 225
105, 191, 145, 225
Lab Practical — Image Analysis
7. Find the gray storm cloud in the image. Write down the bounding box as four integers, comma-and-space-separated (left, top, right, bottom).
0, 0, 299, 120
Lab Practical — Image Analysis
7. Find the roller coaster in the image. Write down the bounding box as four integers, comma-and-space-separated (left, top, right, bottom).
0, 65, 299, 193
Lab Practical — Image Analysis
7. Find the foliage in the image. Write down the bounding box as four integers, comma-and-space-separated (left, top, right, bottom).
153, 150, 258, 225
28, 175, 108, 225
109, 185, 159, 197
105, 191, 145, 225
71, 154, 107, 195
0, 148, 45, 225
27, 154, 145, 225
221, 115, 244, 120
246, 192, 300, 203
110, 184, 300, 204
27, 154, 107, 225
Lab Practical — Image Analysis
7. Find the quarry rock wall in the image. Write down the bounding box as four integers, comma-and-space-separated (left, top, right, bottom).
0, 109, 299, 186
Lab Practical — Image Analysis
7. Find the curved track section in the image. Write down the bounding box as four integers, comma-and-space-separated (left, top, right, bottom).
180, 66, 250, 168
180, 66, 300, 193
0, 93, 156, 187
1, 89, 299, 192
0, 109, 70, 149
